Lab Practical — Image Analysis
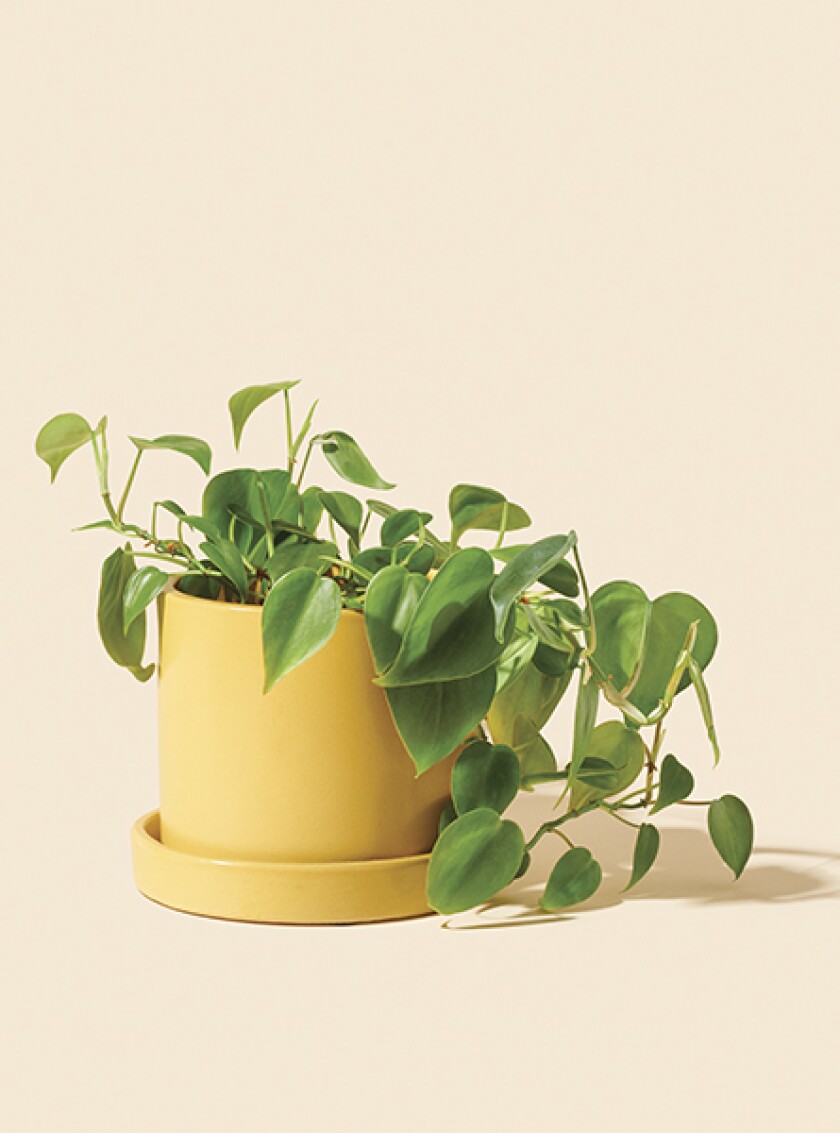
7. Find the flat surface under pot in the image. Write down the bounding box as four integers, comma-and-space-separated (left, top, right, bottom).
130, 810, 436, 925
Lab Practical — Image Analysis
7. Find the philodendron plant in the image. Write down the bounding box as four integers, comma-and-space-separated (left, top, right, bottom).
36, 381, 754, 914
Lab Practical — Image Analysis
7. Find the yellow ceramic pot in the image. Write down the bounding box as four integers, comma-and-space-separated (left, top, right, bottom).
131, 584, 457, 923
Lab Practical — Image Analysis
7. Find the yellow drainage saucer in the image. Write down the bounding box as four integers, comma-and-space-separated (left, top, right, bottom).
131, 811, 436, 925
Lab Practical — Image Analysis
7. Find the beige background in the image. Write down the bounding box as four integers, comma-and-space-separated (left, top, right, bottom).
2, 3, 838, 1130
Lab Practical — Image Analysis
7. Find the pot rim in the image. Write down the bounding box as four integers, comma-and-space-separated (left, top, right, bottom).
161, 576, 363, 619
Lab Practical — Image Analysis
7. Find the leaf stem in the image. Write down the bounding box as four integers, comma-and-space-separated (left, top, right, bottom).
283, 389, 294, 474
572, 543, 596, 657
599, 803, 642, 830
117, 450, 142, 522
524, 799, 600, 853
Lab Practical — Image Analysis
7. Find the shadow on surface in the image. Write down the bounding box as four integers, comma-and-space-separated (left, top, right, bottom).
442, 790, 840, 931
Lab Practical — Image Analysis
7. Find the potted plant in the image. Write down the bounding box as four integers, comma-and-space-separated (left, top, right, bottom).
36, 381, 754, 924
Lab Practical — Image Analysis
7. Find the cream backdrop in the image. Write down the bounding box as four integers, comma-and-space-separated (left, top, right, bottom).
2, 3, 838, 1131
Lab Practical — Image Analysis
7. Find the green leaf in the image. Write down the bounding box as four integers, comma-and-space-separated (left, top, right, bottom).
300, 485, 325, 532
291, 398, 319, 460
592, 581, 650, 694
202, 468, 293, 551
542, 598, 589, 631
228, 381, 300, 449
592, 582, 718, 718
569, 672, 599, 783
315, 430, 395, 490
708, 795, 754, 879
449, 484, 530, 545
451, 740, 520, 816
199, 538, 249, 600
487, 659, 570, 746
397, 541, 436, 575
174, 573, 223, 600
376, 548, 506, 687
624, 824, 660, 892
265, 540, 337, 582
489, 533, 577, 641
97, 547, 154, 681
180, 514, 224, 540
202, 468, 261, 541
381, 508, 432, 547
35, 412, 93, 481
319, 490, 364, 549
570, 721, 646, 808
438, 800, 457, 836
541, 847, 602, 910
364, 565, 428, 673
687, 654, 722, 765
651, 754, 695, 814
129, 434, 212, 474
494, 632, 539, 694
491, 545, 579, 597
427, 808, 525, 914
532, 641, 576, 679
123, 566, 169, 632
385, 668, 497, 775
261, 569, 342, 691
510, 716, 557, 781
629, 593, 718, 718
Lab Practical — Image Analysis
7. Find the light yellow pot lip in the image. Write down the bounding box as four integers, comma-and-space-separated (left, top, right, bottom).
163, 578, 364, 622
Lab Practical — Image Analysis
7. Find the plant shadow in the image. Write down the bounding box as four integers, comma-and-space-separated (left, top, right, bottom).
441, 789, 840, 931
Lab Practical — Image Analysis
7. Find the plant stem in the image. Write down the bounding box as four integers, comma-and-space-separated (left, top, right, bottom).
573, 543, 596, 657
283, 389, 294, 473
644, 720, 665, 807
117, 450, 142, 522
493, 501, 509, 549
296, 438, 315, 488
599, 803, 642, 830
524, 800, 600, 853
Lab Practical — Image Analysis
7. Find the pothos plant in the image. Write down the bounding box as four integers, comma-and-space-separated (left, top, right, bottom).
36, 381, 754, 915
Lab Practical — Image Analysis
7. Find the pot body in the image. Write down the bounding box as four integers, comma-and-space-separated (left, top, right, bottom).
157, 587, 454, 863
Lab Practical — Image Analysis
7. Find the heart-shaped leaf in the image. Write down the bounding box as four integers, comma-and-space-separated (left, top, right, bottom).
315, 430, 395, 490
199, 538, 249, 600
130, 434, 212, 475
592, 582, 718, 718
97, 547, 154, 682
319, 490, 364, 549
300, 485, 325, 532
651, 754, 695, 814
376, 548, 506, 687
489, 533, 577, 641
541, 847, 602, 910
228, 381, 300, 449
35, 412, 93, 482
265, 539, 337, 582
449, 484, 531, 545
385, 668, 497, 774
364, 565, 428, 672
261, 569, 342, 691
123, 565, 169, 632
492, 546, 579, 597
452, 740, 521, 815
427, 808, 525, 914
487, 659, 571, 745
570, 721, 646, 808
510, 716, 557, 781
624, 824, 660, 891
708, 795, 754, 879
381, 508, 432, 547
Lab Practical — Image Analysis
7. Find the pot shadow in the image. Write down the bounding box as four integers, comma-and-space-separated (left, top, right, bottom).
441, 790, 840, 932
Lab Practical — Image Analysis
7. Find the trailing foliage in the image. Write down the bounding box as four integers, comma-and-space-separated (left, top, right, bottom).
36, 381, 754, 916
